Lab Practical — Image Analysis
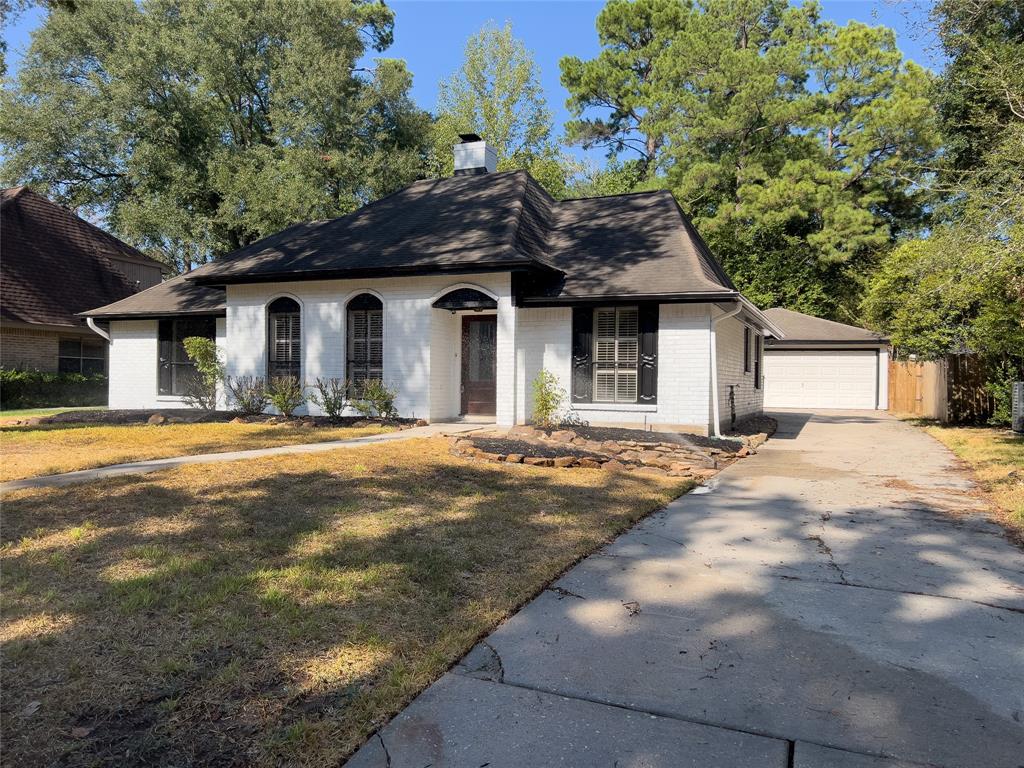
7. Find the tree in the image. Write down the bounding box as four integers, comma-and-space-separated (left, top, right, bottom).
561, 0, 939, 320
865, 0, 1023, 422
428, 21, 576, 197
0, 0, 431, 272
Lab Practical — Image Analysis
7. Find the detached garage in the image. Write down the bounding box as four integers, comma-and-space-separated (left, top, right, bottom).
762, 308, 889, 410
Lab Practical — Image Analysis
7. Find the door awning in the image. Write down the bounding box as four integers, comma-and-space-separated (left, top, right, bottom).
432, 288, 497, 311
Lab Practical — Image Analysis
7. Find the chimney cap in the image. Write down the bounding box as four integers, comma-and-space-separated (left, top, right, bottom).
458, 133, 483, 143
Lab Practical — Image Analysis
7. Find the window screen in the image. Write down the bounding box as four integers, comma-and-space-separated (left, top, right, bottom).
158, 317, 216, 395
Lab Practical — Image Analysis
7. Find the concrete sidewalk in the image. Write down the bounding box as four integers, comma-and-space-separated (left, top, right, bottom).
1, 421, 484, 492
346, 410, 1024, 768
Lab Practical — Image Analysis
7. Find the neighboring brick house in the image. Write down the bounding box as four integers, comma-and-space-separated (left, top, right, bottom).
1, 186, 165, 375
85, 136, 783, 435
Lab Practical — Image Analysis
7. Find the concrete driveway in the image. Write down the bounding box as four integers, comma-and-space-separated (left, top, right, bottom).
347, 410, 1024, 768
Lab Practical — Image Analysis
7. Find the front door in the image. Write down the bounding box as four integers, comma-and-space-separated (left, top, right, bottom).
461, 315, 497, 416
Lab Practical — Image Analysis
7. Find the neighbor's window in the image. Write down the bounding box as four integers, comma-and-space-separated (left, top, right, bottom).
158, 317, 216, 395
59, 337, 106, 375
267, 297, 301, 379
593, 306, 639, 403
347, 293, 383, 388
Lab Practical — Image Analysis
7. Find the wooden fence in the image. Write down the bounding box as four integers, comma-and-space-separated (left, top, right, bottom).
888, 354, 992, 423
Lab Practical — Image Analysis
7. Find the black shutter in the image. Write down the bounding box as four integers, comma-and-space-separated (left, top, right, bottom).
754, 336, 763, 390
571, 306, 593, 403
638, 303, 658, 403
158, 319, 173, 395
743, 327, 751, 373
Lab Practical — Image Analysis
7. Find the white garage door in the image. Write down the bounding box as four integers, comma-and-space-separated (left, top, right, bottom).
764, 350, 880, 409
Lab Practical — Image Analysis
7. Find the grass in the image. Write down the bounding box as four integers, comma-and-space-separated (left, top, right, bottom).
924, 424, 1024, 538
0, 406, 106, 424
0, 438, 691, 767
0, 421, 393, 482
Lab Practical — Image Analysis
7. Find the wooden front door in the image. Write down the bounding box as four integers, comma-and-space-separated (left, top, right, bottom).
461, 315, 497, 416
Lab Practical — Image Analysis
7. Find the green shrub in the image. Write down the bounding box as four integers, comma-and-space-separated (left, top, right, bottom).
267, 376, 306, 417
531, 369, 566, 428
181, 337, 224, 410
351, 379, 398, 419
226, 376, 269, 416
0, 369, 107, 409
309, 377, 350, 421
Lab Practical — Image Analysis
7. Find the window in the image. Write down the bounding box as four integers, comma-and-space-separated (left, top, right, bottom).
267, 297, 301, 379
754, 335, 763, 390
743, 327, 751, 373
593, 307, 639, 403
158, 317, 216, 395
347, 293, 383, 388
59, 338, 106, 375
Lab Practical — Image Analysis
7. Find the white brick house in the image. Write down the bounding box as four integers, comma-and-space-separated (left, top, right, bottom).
85, 137, 782, 436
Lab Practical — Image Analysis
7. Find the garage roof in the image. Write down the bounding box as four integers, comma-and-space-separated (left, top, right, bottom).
763, 308, 888, 346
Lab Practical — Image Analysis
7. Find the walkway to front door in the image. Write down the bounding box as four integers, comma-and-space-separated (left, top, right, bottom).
460, 315, 496, 416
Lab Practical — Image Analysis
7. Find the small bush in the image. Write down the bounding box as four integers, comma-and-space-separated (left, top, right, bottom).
181, 337, 224, 410
309, 378, 350, 421
531, 369, 566, 428
226, 376, 269, 416
267, 377, 306, 417
351, 379, 398, 419
0, 369, 107, 409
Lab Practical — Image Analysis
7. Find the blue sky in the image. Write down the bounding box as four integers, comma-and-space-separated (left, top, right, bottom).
3, 0, 940, 166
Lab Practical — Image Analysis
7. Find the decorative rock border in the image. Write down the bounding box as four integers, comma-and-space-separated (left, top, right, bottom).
448, 419, 776, 481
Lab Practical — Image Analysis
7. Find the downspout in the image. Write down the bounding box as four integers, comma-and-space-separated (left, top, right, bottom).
86, 317, 111, 343
709, 303, 742, 438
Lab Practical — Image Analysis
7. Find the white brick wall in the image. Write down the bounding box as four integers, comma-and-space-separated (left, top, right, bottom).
224, 274, 512, 421
714, 314, 764, 432
108, 318, 228, 410
105, 283, 753, 434
513, 303, 714, 431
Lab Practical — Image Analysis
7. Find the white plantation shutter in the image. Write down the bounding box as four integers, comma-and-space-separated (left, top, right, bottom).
347, 296, 384, 387
593, 307, 640, 403
268, 299, 301, 378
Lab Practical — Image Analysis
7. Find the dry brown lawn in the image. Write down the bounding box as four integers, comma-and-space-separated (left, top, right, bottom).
1, 437, 691, 767
925, 425, 1024, 539
0, 421, 392, 482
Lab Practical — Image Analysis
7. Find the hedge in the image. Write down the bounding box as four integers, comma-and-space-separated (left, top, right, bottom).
0, 369, 108, 409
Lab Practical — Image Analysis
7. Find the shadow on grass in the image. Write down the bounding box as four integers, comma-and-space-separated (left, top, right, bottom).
1, 445, 688, 767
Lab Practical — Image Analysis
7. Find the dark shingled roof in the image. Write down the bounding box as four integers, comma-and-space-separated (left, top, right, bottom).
85, 170, 741, 317
763, 308, 888, 345
1, 187, 166, 328
82, 274, 226, 320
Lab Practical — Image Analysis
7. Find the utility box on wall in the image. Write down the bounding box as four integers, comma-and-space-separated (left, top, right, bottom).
1012, 381, 1024, 433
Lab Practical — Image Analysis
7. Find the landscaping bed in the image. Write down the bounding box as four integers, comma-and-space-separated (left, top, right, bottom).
6, 407, 421, 429
0, 438, 690, 767
450, 419, 774, 479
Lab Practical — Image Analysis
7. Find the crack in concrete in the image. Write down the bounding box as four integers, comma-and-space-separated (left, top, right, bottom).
767, 572, 1024, 616
545, 586, 586, 600
480, 640, 504, 683
805, 532, 850, 585
376, 732, 392, 768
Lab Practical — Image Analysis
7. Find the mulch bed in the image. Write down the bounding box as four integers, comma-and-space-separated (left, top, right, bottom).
22, 409, 418, 429
470, 436, 606, 461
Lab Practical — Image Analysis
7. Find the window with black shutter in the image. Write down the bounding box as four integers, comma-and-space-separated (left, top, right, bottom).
158, 317, 217, 395
754, 335, 763, 390
572, 304, 657, 404
267, 297, 301, 379
743, 327, 751, 373
347, 293, 383, 389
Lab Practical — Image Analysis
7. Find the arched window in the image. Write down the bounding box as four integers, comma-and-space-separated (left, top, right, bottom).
267, 297, 301, 379
347, 293, 383, 387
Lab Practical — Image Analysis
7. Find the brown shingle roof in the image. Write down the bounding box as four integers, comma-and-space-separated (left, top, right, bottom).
82, 274, 226, 319
763, 308, 888, 345
1, 187, 166, 328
